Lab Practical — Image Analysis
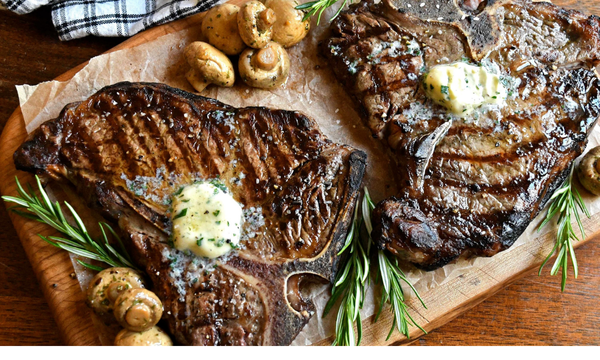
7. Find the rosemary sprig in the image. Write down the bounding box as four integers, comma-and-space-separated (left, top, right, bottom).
325, 188, 426, 345
537, 167, 590, 291
2, 176, 138, 271
362, 188, 427, 340
296, 0, 351, 25
323, 201, 370, 346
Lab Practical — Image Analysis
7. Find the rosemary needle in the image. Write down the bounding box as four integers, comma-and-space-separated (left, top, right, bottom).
323, 201, 370, 346
362, 188, 427, 340
325, 188, 426, 345
6, 175, 430, 342
2, 176, 138, 271
537, 167, 590, 291
296, 0, 351, 25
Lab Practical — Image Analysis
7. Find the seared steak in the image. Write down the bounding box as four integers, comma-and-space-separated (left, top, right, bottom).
14, 82, 367, 345
324, 0, 600, 269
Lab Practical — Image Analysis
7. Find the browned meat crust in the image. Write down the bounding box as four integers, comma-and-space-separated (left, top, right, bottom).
323, 0, 600, 269
14, 82, 367, 345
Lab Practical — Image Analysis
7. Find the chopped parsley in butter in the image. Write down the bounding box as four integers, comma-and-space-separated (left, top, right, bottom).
171, 181, 243, 259
424, 62, 507, 115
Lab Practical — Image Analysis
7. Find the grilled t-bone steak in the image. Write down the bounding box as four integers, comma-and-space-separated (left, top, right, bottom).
324, 0, 600, 269
13, 82, 366, 345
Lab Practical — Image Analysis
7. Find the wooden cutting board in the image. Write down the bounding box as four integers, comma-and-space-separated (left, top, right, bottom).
1, 0, 599, 346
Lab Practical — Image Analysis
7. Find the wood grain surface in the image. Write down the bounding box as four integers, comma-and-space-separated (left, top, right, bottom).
1, 1, 599, 346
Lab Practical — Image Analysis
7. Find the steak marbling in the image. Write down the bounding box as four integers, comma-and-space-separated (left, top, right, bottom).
14, 82, 367, 345
324, 0, 600, 269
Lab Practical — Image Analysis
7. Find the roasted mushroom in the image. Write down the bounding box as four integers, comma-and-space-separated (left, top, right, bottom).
201, 4, 246, 55
184, 41, 235, 92
239, 41, 290, 89
238, 1, 276, 48
264, 0, 310, 48
114, 326, 173, 346
114, 288, 164, 332
577, 146, 600, 195
86, 267, 145, 322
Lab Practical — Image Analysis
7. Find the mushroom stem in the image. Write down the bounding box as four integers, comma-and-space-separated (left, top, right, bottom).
114, 288, 164, 332
259, 8, 277, 30
126, 304, 153, 329
186, 69, 210, 93
254, 47, 277, 71
106, 282, 130, 303
239, 41, 290, 89
184, 42, 235, 93
238, 1, 276, 49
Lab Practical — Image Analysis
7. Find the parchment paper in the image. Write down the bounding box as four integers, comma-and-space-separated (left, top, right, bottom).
15, 2, 600, 346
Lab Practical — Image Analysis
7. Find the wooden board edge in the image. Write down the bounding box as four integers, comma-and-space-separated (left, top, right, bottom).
312, 220, 600, 346
360, 212, 600, 345
0, 108, 101, 345
1, 0, 600, 346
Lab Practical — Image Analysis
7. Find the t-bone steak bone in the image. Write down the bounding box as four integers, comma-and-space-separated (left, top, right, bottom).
13, 82, 367, 345
324, 0, 600, 269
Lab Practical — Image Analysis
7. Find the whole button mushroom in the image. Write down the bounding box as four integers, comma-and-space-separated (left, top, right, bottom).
201, 4, 246, 55
264, 0, 310, 48
577, 146, 600, 195
184, 41, 235, 93
239, 41, 290, 89
86, 267, 145, 323
114, 288, 164, 332
238, 1, 277, 48
114, 326, 173, 346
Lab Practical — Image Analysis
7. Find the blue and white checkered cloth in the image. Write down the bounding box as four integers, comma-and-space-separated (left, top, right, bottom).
1, 0, 221, 40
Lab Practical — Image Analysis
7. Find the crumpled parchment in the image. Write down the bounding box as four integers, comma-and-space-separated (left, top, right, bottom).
15, 1, 600, 346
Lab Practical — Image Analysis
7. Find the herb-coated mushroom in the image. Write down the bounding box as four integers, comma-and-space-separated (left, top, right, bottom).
114, 326, 173, 346
577, 146, 600, 195
264, 0, 310, 48
184, 41, 235, 93
201, 4, 246, 55
86, 267, 145, 322
114, 288, 164, 332
239, 41, 290, 89
237, 1, 277, 49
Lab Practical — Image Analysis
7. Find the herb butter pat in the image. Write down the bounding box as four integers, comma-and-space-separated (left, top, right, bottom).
171, 181, 243, 258
424, 62, 507, 115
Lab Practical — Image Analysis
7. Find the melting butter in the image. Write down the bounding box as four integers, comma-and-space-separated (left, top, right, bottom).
171, 181, 243, 258
424, 62, 507, 115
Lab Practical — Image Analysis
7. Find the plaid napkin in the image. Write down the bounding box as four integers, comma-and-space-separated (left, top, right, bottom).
1, 0, 221, 41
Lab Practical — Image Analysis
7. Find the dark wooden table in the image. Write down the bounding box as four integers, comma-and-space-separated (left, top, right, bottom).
1, 1, 599, 346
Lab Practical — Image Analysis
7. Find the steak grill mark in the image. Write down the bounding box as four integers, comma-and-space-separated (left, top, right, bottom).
324, 0, 600, 269
13, 82, 367, 345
